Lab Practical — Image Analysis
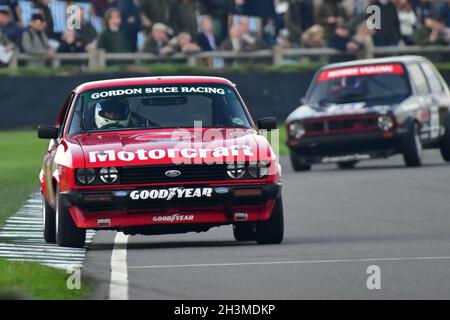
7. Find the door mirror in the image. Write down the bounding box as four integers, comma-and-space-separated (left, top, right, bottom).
38, 125, 59, 139
257, 117, 277, 131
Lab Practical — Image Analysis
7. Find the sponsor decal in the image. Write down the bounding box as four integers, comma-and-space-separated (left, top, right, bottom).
317, 64, 404, 81
88, 145, 254, 163
90, 86, 225, 99
152, 214, 194, 223
130, 187, 213, 201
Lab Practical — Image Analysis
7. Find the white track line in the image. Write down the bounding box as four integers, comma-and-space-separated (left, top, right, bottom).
109, 232, 129, 300
128, 255, 450, 270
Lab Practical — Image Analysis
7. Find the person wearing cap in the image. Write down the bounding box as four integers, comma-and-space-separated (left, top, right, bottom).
0, 6, 22, 47
97, 7, 132, 53
142, 22, 173, 55
21, 13, 54, 67
0, 0, 22, 25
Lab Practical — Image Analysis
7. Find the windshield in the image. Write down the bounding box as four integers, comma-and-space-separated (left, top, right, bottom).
306, 64, 411, 106
68, 84, 252, 134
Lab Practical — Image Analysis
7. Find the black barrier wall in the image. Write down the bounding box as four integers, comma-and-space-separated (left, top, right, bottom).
1, 70, 450, 129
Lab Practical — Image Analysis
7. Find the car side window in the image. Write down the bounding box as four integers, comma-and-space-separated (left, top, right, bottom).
408, 64, 430, 96
421, 63, 444, 94
58, 92, 75, 138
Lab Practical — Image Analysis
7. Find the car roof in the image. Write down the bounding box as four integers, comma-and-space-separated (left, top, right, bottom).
74, 76, 235, 93
319, 55, 430, 71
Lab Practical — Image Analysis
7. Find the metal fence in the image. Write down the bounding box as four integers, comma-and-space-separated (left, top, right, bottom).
8, 46, 450, 70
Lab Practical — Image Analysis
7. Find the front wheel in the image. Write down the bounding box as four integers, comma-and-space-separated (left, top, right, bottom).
255, 197, 284, 245
289, 151, 311, 172
402, 122, 423, 167
42, 196, 56, 243
55, 187, 86, 248
439, 114, 450, 162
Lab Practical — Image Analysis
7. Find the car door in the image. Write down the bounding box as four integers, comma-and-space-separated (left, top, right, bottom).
43, 92, 75, 207
407, 63, 433, 142
420, 61, 450, 141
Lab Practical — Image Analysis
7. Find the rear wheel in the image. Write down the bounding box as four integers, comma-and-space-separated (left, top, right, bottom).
55, 187, 86, 248
255, 197, 284, 245
233, 223, 256, 241
439, 114, 450, 162
402, 122, 423, 167
42, 196, 56, 243
289, 151, 311, 172
337, 161, 358, 169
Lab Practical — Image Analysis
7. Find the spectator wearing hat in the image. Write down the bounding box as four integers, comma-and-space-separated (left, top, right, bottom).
142, 23, 173, 55
97, 7, 132, 53
21, 13, 54, 66
0, 7, 22, 47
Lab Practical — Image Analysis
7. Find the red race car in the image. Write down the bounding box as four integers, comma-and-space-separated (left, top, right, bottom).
38, 76, 283, 248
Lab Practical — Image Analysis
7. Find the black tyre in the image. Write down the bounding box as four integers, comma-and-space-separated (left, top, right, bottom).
337, 161, 358, 169
289, 151, 311, 172
439, 114, 450, 162
255, 197, 284, 245
55, 187, 86, 248
402, 122, 423, 167
233, 223, 256, 241
42, 196, 56, 243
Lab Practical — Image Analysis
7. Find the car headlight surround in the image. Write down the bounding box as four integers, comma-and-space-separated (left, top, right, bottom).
76, 168, 96, 185
248, 161, 271, 178
227, 163, 246, 179
377, 114, 394, 131
288, 122, 306, 139
99, 167, 119, 184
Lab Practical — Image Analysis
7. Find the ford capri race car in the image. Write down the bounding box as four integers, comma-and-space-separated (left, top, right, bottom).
286, 56, 450, 171
38, 76, 283, 248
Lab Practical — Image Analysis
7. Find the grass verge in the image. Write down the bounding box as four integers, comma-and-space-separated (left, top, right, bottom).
0, 259, 90, 299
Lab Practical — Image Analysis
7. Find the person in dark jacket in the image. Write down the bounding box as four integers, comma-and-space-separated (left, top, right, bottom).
74, 7, 97, 52
169, 0, 198, 40
328, 22, 361, 62
142, 22, 173, 55
32, 0, 54, 39
197, 15, 219, 51
200, 0, 234, 42
285, 0, 314, 45
0, 7, 22, 47
372, 0, 401, 46
97, 7, 132, 53
114, 0, 142, 52
316, 0, 349, 39
21, 13, 54, 66
58, 29, 84, 53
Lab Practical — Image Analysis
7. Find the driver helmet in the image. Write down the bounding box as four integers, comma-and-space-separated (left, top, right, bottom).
94, 98, 131, 129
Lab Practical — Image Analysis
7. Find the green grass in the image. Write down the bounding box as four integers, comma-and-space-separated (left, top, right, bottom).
0, 130, 47, 227
0, 259, 90, 299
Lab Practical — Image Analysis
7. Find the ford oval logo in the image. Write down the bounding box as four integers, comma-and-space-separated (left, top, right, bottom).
165, 170, 181, 178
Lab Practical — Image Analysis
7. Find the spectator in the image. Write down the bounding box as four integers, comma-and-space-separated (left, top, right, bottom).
439, 0, 450, 27
172, 31, 201, 53
316, 0, 349, 39
328, 21, 361, 54
32, 0, 54, 39
197, 15, 219, 51
21, 13, 54, 67
413, 0, 435, 24
142, 22, 173, 55
169, 0, 198, 40
97, 7, 132, 52
74, 7, 97, 52
139, 0, 172, 29
200, 0, 234, 42
0, 28, 14, 66
396, 0, 417, 45
115, 0, 142, 52
301, 24, 326, 48
372, 0, 401, 46
414, 15, 450, 45
220, 24, 264, 52
352, 21, 375, 59
0, 0, 21, 25
0, 7, 21, 47
58, 29, 84, 53
276, 28, 292, 48
284, 0, 314, 45
263, 18, 277, 46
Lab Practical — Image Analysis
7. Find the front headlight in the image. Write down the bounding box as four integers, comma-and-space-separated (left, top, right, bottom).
377, 114, 394, 131
288, 122, 305, 139
99, 167, 119, 184
227, 163, 246, 179
248, 161, 271, 178
76, 168, 96, 185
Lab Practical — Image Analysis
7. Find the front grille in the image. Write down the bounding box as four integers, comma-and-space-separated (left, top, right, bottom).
304, 115, 378, 136
121, 164, 227, 184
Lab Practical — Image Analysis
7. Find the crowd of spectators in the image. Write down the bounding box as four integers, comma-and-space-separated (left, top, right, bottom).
1, 0, 450, 67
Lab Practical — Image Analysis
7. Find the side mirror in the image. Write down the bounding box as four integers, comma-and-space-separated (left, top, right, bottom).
257, 117, 277, 131
38, 125, 59, 139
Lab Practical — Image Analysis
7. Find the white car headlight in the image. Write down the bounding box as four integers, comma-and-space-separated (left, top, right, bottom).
99, 167, 119, 184
377, 114, 394, 131
288, 122, 305, 139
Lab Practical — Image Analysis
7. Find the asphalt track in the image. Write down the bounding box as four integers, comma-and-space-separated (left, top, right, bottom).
83, 150, 450, 299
